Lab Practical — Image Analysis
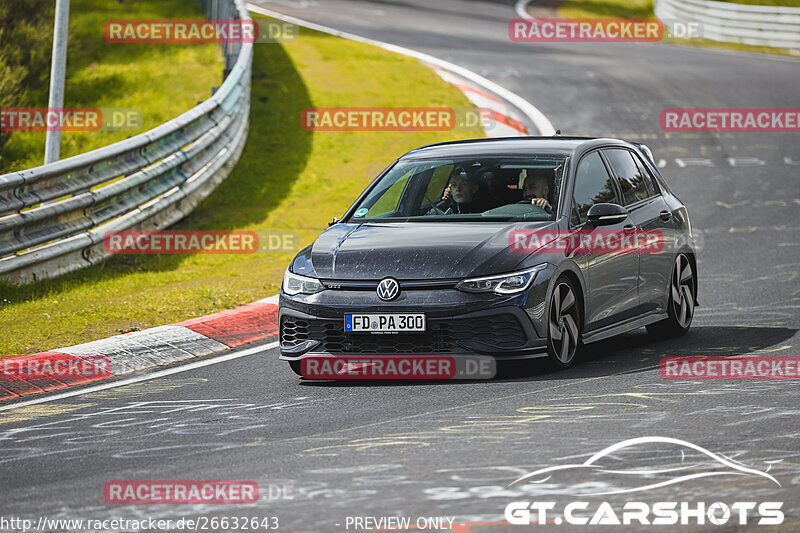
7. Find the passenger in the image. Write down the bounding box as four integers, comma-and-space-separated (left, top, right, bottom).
428, 167, 485, 214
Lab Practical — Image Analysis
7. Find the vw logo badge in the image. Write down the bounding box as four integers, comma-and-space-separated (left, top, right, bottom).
376, 278, 400, 301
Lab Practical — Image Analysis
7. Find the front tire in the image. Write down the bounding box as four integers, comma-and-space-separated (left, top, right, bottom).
547, 278, 582, 369
647, 253, 695, 338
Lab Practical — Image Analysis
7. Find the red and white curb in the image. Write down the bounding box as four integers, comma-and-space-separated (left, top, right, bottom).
0, 296, 279, 401
432, 68, 529, 137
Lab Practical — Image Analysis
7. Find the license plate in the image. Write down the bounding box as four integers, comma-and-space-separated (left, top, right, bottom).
344, 313, 426, 333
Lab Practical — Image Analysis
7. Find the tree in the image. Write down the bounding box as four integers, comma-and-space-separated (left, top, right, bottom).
0, 0, 54, 160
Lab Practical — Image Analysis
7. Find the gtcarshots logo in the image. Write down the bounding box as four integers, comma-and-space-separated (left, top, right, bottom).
505, 500, 783, 526
503, 437, 784, 526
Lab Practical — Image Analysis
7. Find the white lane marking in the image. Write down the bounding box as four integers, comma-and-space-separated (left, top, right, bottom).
0, 341, 280, 412
258, 294, 280, 304
515, 0, 534, 19
247, 3, 556, 136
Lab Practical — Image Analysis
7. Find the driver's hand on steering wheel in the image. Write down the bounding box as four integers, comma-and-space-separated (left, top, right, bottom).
530, 197, 551, 209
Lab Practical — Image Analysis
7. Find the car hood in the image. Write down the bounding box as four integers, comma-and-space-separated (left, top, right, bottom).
310, 221, 558, 280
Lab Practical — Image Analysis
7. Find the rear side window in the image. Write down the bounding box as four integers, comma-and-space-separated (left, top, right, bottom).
604, 148, 653, 205
572, 151, 617, 225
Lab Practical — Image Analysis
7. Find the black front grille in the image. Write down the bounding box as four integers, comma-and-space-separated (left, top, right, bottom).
281, 313, 527, 354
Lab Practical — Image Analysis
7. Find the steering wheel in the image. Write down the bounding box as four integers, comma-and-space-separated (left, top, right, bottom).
429, 203, 447, 215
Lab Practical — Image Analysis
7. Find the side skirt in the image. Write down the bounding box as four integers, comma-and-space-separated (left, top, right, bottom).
581, 312, 668, 344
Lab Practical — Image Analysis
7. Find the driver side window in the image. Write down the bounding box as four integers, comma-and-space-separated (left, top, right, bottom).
571, 151, 617, 226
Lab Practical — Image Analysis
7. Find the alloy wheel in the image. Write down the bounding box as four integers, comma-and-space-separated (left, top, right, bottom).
548, 281, 580, 366
671, 253, 695, 329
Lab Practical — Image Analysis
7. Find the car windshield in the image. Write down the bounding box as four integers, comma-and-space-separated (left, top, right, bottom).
347, 156, 567, 222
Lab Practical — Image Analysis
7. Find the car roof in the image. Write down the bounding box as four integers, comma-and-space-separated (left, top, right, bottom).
401, 136, 635, 160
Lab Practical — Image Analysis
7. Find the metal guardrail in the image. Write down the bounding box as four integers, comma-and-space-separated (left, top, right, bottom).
0, 0, 253, 284
655, 0, 800, 51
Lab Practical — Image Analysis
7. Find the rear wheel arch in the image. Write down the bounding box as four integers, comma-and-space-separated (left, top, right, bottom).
671, 246, 698, 306
684, 250, 698, 304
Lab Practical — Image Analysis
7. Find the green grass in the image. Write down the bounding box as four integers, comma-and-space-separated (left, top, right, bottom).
0, 16, 484, 358
0, 0, 223, 172
559, 0, 654, 18
558, 0, 800, 56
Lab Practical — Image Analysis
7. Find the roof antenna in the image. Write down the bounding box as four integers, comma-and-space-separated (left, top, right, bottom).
554, 130, 561, 136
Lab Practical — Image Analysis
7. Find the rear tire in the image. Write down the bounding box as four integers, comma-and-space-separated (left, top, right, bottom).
647, 253, 695, 338
546, 277, 582, 369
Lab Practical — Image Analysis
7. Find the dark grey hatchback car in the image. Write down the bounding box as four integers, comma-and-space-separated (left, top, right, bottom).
279, 137, 698, 374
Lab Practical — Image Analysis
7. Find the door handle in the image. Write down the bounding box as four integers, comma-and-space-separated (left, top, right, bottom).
659, 210, 672, 221
623, 224, 636, 232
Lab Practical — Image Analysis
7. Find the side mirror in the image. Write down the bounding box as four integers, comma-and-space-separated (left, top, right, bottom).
587, 203, 628, 226
328, 217, 340, 227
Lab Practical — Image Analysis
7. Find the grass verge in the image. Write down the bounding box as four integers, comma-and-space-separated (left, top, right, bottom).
0, 15, 484, 357
0, 0, 223, 172
557, 0, 800, 57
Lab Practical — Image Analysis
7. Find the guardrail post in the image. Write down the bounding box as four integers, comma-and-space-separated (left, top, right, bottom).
44, 0, 71, 164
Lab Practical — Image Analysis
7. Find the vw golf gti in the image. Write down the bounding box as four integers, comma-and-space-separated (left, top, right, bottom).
279, 137, 698, 375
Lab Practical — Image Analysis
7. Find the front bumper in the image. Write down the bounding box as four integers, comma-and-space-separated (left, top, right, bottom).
278, 287, 549, 360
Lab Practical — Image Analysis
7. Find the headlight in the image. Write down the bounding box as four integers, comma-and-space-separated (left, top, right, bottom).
283, 269, 325, 296
455, 264, 547, 295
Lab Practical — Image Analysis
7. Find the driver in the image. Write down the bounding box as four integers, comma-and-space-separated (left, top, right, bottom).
428, 167, 486, 215
519, 169, 554, 211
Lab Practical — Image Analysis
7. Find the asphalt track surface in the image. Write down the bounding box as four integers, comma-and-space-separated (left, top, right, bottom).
2, 1, 799, 531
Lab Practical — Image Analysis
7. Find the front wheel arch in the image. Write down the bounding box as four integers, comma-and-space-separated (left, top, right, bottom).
552, 269, 585, 334
545, 274, 584, 368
